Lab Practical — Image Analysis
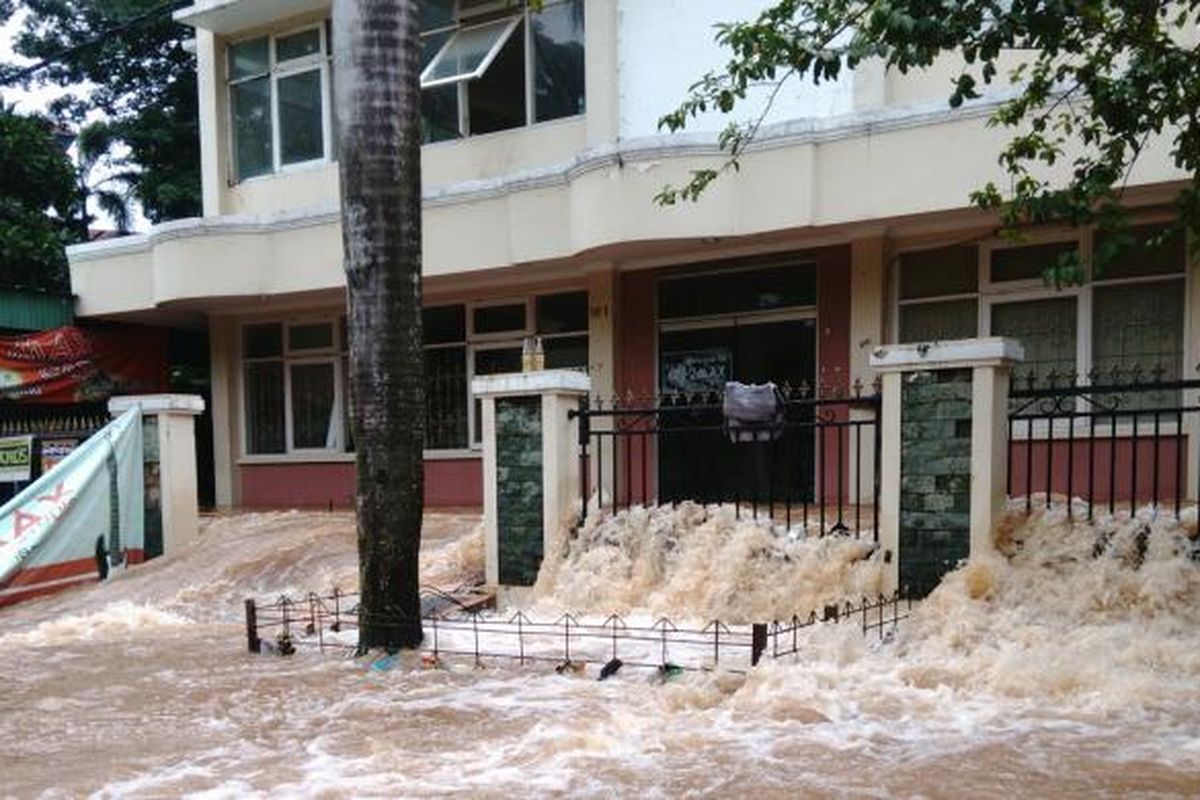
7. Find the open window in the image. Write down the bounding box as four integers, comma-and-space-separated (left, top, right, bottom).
418, 0, 585, 142
421, 16, 521, 89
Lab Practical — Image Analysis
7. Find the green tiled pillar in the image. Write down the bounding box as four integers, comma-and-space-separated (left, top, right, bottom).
872, 339, 1024, 598
495, 397, 543, 586
473, 370, 592, 597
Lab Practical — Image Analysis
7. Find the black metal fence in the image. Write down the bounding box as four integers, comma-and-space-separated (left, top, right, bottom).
1008, 370, 1200, 519
0, 402, 108, 504
244, 588, 911, 673
570, 382, 882, 538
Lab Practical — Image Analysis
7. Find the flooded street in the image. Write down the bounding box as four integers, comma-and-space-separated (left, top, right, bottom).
2, 507, 1199, 798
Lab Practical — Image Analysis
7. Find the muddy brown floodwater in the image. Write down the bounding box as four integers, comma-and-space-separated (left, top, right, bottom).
1, 505, 1198, 798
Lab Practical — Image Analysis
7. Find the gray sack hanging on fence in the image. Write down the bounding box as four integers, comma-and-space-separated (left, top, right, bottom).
723, 381, 785, 443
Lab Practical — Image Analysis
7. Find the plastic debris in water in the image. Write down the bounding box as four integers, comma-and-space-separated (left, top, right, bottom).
420, 652, 440, 669
598, 658, 623, 681
369, 654, 398, 672
656, 663, 684, 682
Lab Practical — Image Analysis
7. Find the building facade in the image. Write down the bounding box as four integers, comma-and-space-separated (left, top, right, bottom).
67, 0, 1200, 509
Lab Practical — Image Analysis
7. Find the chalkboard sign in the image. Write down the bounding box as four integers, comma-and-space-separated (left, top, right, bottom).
660, 348, 731, 395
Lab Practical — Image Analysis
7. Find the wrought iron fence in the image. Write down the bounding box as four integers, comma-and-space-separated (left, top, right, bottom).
0, 402, 108, 503
570, 382, 882, 539
244, 588, 912, 673
1007, 368, 1200, 519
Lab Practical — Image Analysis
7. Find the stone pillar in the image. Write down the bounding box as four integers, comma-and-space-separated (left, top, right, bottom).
108, 395, 206, 557
472, 371, 591, 597
870, 338, 1023, 597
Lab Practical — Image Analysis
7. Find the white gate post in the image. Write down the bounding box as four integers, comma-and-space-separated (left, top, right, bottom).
109, 394, 205, 557
871, 339, 1022, 596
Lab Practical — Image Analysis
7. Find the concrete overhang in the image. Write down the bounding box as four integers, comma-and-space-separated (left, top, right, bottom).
175, 0, 329, 34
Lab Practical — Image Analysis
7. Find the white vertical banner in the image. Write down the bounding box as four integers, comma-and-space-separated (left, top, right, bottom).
0, 407, 144, 605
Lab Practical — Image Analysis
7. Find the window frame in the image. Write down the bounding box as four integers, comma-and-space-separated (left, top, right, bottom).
226, 21, 334, 184
891, 219, 1193, 439
421, 291, 591, 453
239, 316, 348, 460
420, 15, 523, 89
419, 0, 585, 143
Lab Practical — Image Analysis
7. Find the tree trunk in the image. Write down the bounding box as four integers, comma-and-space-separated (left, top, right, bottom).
333, 0, 424, 652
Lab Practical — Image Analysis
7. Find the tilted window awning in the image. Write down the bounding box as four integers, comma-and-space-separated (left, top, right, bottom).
420, 16, 521, 89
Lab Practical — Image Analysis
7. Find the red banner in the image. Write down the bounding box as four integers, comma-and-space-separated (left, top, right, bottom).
0, 326, 167, 404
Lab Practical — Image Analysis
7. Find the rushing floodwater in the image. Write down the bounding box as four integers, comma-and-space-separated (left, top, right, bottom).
1, 505, 1198, 798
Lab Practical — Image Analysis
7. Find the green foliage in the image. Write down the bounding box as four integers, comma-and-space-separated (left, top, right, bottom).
0, 107, 80, 292
5, 0, 201, 224
657, 1, 1200, 282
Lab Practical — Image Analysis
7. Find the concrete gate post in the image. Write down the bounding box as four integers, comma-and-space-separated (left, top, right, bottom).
109, 394, 206, 558
870, 339, 1023, 597
472, 370, 591, 599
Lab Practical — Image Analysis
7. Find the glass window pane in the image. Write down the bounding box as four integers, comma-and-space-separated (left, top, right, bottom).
990, 242, 1077, 283
276, 28, 321, 62
1094, 224, 1185, 280
290, 362, 337, 449
473, 303, 526, 335
229, 37, 269, 80
422, 29, 452, 69
544, 334, 588, 370
467, 20, 526, 134
899, 245, 978, 299
991, 297, 1077, 384
899, 300, 978, 343
422, 16, 519, 87
244, 361, 285, 454
278, 69, 325, 165
659, 263, 817, 319
424, 305, 466, 344
422, 85, 461, 143
288, 322, 333, 351
1093, 280, 1183, 384
474, 347, 523, 376
232, 77, 273, 180
421, 0, 456, 33
473, 347, 523, 443
536, 291, 587, 334
425, 346, 467, 449
533, 0, 586, 122
243, 323, 283, 358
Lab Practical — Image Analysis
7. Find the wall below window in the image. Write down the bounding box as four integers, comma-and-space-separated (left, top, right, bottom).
238, 457, 482, 509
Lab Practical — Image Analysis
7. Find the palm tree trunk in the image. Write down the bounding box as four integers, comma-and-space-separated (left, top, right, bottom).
332, 0, 424, 651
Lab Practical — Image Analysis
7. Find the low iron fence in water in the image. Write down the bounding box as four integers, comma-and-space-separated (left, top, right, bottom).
1007, 370, 1200, 520
570, 382, 882, 539
244, 589, 912, 673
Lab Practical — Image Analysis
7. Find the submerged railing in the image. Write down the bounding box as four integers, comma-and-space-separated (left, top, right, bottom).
244, 588, 912, 673
1007, 370, 1200, 520
570, 381, 883, 539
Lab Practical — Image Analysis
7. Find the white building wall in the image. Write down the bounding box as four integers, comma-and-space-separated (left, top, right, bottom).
616, 0, 856, 139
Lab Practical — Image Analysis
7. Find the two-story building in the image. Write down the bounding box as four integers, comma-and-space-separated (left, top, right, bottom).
67, 0, 1199, 510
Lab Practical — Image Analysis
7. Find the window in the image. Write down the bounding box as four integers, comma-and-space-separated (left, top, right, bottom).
241, 319, 347, 455
228, 25, 333, 182
422, 291, 590, 450
659, 262, 818, 321
419, 0, 585, 142
897, 245, 979, 343
894, 225, 1187, 401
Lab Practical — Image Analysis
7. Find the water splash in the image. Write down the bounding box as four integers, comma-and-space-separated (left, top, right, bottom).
532, 502, 883, 622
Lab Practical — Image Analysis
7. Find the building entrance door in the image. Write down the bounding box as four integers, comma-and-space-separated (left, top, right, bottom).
657, 315, 816, 506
